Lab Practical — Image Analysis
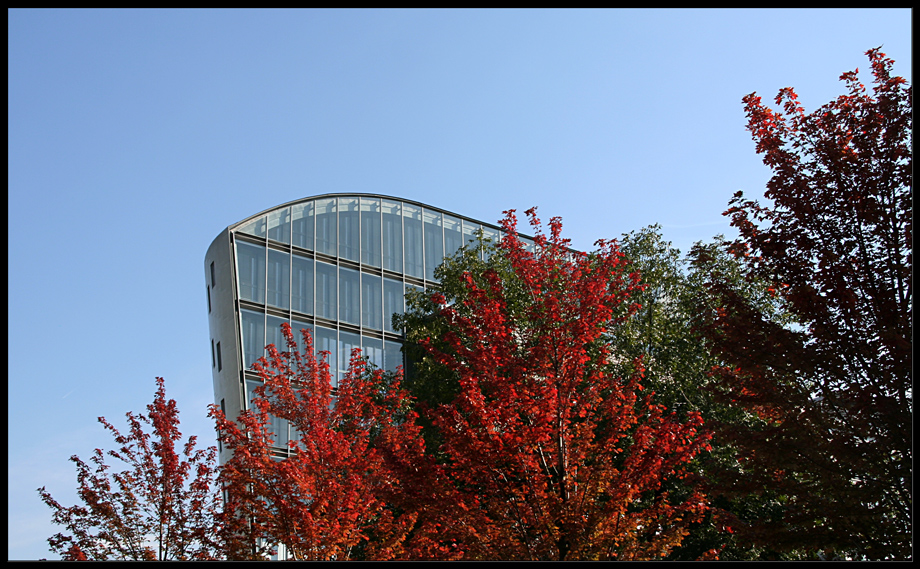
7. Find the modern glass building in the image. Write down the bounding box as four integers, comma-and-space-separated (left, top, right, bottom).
205, 194, 529, 463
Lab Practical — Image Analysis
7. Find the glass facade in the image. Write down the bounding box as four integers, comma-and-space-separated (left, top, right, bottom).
208, 194, 520, 456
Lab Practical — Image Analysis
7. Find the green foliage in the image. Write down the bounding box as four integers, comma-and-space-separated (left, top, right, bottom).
609, 226, 808, 560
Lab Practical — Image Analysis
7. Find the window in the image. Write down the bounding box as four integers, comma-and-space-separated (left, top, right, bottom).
423, 209, 443, 281
207, 284, 211, 313
339, 331, 361, 380
384, 340, 403, 373
382, 200, 403, 273
363, 336, 384, 370
211, 339, 216, 368
247, 380, 288, 449
314, 326, 338, 387
266, 315, 288, 356
267, 207, 291, 244
236, 241, 266, 304
291, 319, 313, 357
339, 197, 359, 262
291, 254, 313, 315
267, 249, 290, 309
361, 198, 381, 267
383, 277, 405, 334
463, 221, 482, 259
339, 267, 360, 325
403, 204, 423, 278
362, 273, 382, 330
240, 309, 265, 369
315, 198, 337, 256
210, 261, 215, 287
216, 341, 223, 372
481, 226, 501, 261
444, 214, 463, 258
316, 262, 337, 320
219, 399, 225, 452
292, 201, 314, 250
237, 216, 267, 238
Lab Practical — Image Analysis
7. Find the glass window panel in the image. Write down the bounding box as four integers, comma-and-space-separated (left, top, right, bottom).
267, 207, 291, 244
314, 326, 338, 387
423, 209, 443, 281
246, 380, 288, 449
315, 261, 337, 320
362, 273, 382, 330
481, 226, 501, 261
339, 331, 361, 379
521, 237, 536, 254
363, 336, 384, 370
236, 241, 266, 304
463, 221, 482, 259
360, 198, 382, 267
291, 319, 313, 358
291, 254, 313, 316
266, 249, 290, 309
384, 340, 403, 374
237, 216, 266, 238
406, 283, 424, 308
339, 267, 360, 325
383, 277, 404, 334
292, 201, 314, 250
403, 204, 423, 278
241, 309, 265, 369
444, 214, 463, 258
315, 198, 337, 256
266, 314, 288, 356
382, 200, 403, 273
338, 197, 359, 262
270, 414, 289, 449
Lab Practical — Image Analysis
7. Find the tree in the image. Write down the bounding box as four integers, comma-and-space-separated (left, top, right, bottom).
611, 227, 806, 560
38, 377, 223, 560
693, 48, 911, 560
404, 209, 714, 560
209, 323, 461, 560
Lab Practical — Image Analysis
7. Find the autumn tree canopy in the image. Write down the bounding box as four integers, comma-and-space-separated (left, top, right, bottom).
38, 378, 223, 561
402, 210, 714, 560
692, 48, 911, 560
209, 323, 462, 560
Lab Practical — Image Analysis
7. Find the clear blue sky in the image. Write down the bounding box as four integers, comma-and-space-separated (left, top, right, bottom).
8, 9, 910, 560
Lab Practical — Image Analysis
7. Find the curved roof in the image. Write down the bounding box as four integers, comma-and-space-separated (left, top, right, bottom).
226, 193, 514, 235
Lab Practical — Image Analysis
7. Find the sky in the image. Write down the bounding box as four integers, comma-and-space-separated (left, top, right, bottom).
7, 9, 911, 560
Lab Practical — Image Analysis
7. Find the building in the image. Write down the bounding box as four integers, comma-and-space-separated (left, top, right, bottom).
204, 194, 532, 464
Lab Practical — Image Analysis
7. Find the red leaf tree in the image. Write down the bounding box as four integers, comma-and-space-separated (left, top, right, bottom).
38, 377, 223, 560
694, 48, 911, 559
210, 324, 459, 560
412, 209, 713, 560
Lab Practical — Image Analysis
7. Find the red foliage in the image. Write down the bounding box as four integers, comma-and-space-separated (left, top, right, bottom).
699, 48, 911, 559
38, 378, 222, 560
418, 209, 713, 560
210, 324, 458, 560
